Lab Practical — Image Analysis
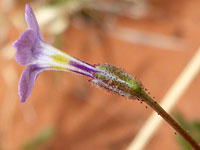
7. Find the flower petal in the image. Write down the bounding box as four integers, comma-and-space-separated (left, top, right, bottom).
69, 60, 97, 73
13, 29, 41, 65
19, 64, 44, 103
25, 4, 43, 41
68, 60, 97, 78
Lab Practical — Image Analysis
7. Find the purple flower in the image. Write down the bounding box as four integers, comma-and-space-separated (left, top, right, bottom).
13, 4, 98, 103
13, 4, 143, 104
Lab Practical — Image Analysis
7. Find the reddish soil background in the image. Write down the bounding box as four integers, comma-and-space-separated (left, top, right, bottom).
0, 0, 200, 150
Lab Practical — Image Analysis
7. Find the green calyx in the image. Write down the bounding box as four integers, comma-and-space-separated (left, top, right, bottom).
92, 64, 143, 99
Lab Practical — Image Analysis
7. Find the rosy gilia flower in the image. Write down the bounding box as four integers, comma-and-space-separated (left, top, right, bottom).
13, 4, 98, 103
13, 4, 143, 103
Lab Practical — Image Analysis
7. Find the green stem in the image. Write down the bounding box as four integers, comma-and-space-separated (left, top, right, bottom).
140, 90, 200, 150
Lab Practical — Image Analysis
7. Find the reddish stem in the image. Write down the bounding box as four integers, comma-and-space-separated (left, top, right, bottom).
140, 90, 200, 150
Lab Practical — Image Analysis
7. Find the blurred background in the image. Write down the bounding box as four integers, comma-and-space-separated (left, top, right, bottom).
0, 0, 200, 150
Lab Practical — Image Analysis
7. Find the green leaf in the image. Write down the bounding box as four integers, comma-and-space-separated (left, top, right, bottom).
174, 112, 200, 150
21, 127, 55, 150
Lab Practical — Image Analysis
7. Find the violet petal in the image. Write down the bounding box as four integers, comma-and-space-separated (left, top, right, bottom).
68, 69, 94, 78
68, 60, 98, 78
25, 4, 44, 41
13, 29, 41, 65
19, 64, 44, 103
69, 61, 97, 73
